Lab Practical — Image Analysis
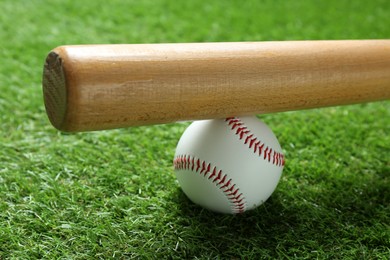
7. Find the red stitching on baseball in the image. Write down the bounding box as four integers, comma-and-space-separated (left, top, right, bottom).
173, 155, 247, 214
225, 117, 285, 167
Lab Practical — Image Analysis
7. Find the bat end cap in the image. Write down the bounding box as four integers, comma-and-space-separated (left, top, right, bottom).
42, 51, 68, 131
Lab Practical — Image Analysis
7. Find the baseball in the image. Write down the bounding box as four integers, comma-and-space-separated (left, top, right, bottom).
173, 116, 285, 214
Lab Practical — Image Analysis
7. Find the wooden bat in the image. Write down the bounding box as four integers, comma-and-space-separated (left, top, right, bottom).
43, 40, 390, 132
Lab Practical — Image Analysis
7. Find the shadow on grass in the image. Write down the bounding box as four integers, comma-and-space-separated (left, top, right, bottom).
172, 169, 389, 257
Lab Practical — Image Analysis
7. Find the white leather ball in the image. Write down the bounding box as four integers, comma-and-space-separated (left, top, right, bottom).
173, 116, 285, 214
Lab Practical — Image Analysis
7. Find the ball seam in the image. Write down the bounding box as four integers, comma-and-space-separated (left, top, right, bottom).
225, 117, 285, 167
173, 154, 247, 214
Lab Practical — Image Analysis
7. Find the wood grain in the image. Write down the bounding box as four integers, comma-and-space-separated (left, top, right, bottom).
42, 40, 390, 132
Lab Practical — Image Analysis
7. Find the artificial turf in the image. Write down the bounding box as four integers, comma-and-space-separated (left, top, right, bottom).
0, 0, 389, 258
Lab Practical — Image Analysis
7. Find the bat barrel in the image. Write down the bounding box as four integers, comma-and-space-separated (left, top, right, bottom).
42, 40, 390, 132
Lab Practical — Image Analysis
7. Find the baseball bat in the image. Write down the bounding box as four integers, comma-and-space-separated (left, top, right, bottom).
43, 40, 390, 132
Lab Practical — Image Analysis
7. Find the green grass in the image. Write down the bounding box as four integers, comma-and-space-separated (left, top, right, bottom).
1, 0, 389, 258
